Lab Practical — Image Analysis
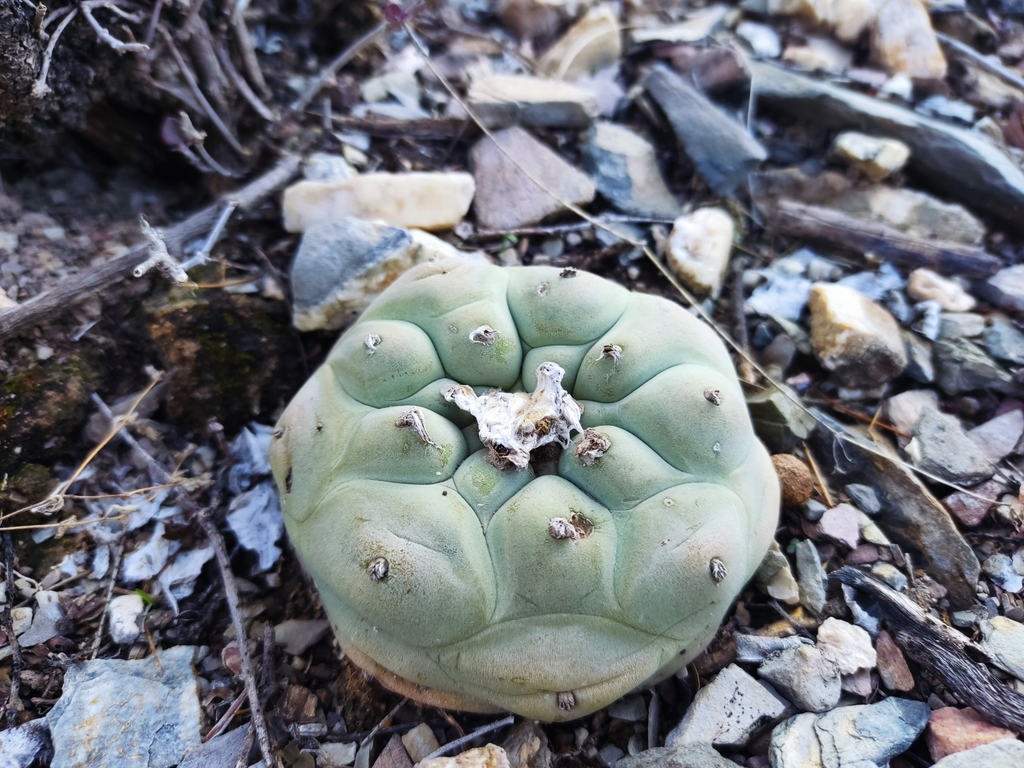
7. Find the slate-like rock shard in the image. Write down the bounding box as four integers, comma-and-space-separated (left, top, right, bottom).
642, 66, 767, 197
751, 62, 1024, 228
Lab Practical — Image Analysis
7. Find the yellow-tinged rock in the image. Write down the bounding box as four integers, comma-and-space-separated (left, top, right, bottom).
420, 745, 511, 768
870, 0, 947, 80
539, 3, 621, 81
808, 283, 908, 389
282, 172, 476, 233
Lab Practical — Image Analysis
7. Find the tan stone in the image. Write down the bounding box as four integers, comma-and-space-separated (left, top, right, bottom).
870, 0, 947, 80
808, 284, 908, 388
907, 269, 976, 312
282, 172, 476, 233
666, 207, 735, 297
420, 745, 511, 768
402, 723, 442, 763
927, 707, 1017, 762
832, 132, 911, 181
539, 4, 621, 80
467, 74, 599, 128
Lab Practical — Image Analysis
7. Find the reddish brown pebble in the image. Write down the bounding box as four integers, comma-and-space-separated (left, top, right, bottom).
876, 630, 914, 692
772, 454, 815, 507
944, 479, 1001, 527
846, 544, 880, 565
927, 706, 1017, 762
817, 503, 861, 550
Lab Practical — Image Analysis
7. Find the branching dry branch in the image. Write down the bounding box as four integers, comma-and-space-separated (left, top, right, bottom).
81, 3, 148, 53
0, 153, 301, 341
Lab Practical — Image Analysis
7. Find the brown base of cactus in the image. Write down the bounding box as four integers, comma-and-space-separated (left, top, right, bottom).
343, 643, 505, 715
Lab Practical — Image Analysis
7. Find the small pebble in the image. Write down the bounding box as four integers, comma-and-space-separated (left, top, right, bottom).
907, 269, 976, 312
817, 503, 860, 549
875, 630, 915, 692
816, 617, 876, 675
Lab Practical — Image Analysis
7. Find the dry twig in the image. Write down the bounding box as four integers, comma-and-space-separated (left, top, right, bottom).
419, 715, 516, 761
834, 567, 1024, 733
158, 25, 246, 157
0, 153, 301, 342
288, 21, 387, 114
81, 3, 148, 53
32, 8, 77, 97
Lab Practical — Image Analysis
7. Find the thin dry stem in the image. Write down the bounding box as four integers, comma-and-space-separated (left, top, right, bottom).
288, 21, 386, 114
81, 4, 148, 53
90, 539, 125, 659
158, 25, 246, 157
213, 36, 275, 121
32, 8, 77, 97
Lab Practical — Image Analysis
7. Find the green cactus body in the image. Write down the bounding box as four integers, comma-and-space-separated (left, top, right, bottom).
270, 258, 778, 721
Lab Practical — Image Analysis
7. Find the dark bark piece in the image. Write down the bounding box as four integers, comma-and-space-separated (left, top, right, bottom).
811, 426, 980, 608
832, 567, 1024, 733
762, 199, 1002, 278
0, 154, 302, 343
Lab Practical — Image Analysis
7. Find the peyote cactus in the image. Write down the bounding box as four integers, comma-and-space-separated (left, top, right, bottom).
270, 258, 779, 721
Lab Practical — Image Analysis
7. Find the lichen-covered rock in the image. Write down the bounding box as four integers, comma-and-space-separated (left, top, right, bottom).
270, 259, 778, 721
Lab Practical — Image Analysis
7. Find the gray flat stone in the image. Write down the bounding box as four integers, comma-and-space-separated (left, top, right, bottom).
290, 218, 413, 331
794, 539, 828, 614
905, 407, 995, 485
615, 744, 735, 768
968, 410, 1024, 463
179, 726, 249, 768
667, 664, 788, 748
815, 698, 931, 768
735, 633, 811, 664
979, 265, 1024, 312
751, 62, 1024, 228
607, 693, 647, 722
931, 738, 1024, 768
980, 616, 1024, 680
46, 646, 201, 768
984, 316, 1024, 365
471, 126, 596, 230
935, 337, 1021, 396
583, 122, 680, 218
758, 645, 841, 713
643, 66, 767, 197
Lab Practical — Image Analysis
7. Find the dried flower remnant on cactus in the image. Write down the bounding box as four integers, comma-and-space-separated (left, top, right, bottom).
444, 362, 583, 470
270, 257, 779, 721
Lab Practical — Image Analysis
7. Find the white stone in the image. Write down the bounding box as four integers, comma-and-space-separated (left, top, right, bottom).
630, 5, 729, 44
420, 744, 511, 768
0, 287, 16, 312
816, 617, 877, 675
402, 723, 441, 763
539, 4, 622, 81
467, 74, 599, 128
870, 0, 947, 80
737, 22, 782, 58
833, 132, 911, 181
11, 606, 32, 636
282, 172, 476, 233
766, 564, 801, 605
303, 152, 356, 183
907, 269, 976, 311
274, 618, 332, 656
108, 594, 144, 644
0, 231, 18, 253
782, 36, 854, 73
319, 742, 358, 767
666, 208, 735, 297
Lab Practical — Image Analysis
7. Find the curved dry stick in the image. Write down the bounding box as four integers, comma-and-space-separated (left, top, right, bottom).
832, 567, 1024, 733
